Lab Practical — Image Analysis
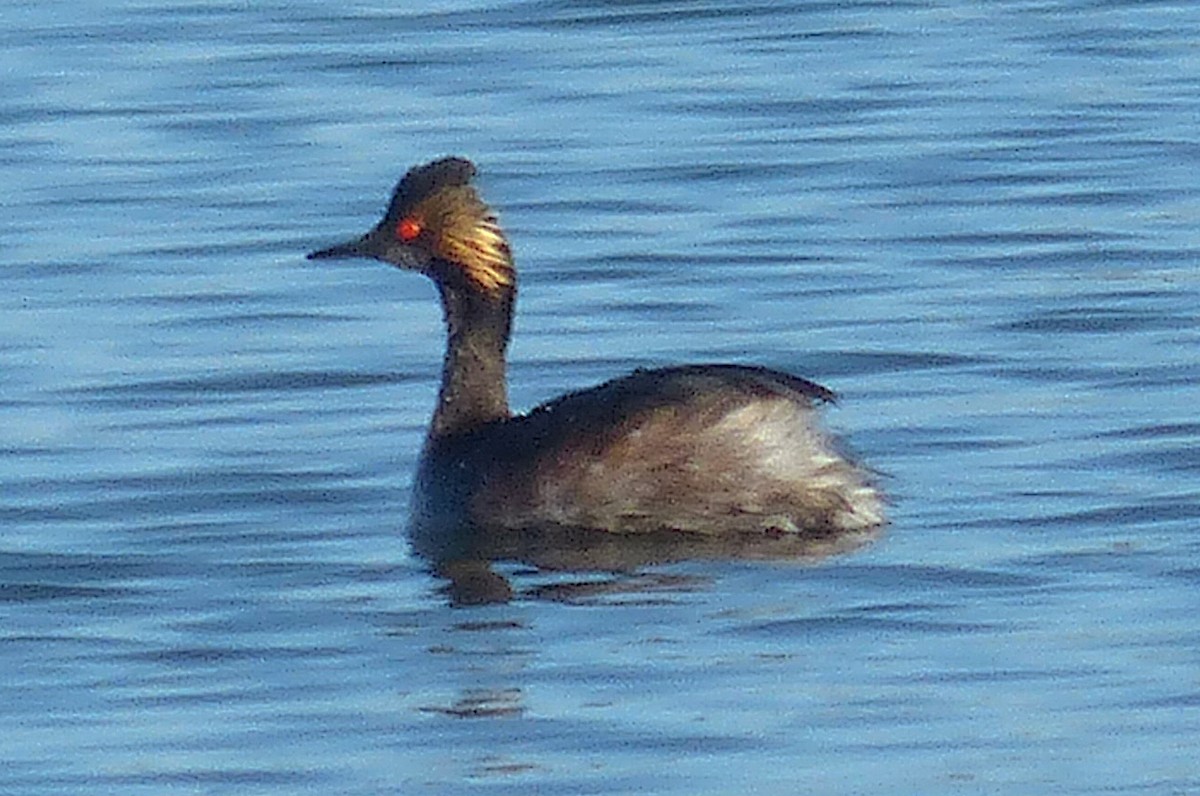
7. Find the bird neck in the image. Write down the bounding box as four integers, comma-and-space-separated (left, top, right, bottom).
431, 279, 514, 438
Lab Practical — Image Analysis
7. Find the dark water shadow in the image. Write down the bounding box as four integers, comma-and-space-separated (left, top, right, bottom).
416, 521, 882, 606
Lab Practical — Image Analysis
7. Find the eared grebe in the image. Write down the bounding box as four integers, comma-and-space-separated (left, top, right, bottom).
309, 157, 884, 541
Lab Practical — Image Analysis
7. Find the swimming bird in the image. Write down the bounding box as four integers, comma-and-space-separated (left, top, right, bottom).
308, 157, 884, 543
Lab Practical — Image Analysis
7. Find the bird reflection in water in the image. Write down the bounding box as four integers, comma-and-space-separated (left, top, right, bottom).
420, 521, 882, 606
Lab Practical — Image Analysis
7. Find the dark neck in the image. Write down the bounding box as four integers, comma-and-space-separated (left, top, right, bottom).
430, 279, 514, 438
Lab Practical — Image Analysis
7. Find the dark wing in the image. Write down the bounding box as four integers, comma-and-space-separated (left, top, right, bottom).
529, 364, 835, 424
454, 365, 852, 533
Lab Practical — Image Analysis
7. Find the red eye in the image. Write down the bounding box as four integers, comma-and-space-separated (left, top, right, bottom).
397, 217, 422, 242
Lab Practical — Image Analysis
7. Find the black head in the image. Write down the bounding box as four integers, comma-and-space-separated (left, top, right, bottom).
308, 157, 514, 292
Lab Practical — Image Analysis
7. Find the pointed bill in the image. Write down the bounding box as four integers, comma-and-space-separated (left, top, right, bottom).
307, 235, 370, 261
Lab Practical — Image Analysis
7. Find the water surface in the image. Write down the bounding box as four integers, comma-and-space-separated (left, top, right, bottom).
3, 1, 1200, 794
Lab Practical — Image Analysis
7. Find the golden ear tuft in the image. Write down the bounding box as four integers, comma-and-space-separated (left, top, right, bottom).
415, 185, 515, 292
438, 216, 514, 292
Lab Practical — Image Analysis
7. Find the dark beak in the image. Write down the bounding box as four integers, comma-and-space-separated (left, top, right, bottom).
307, 235, 370, 261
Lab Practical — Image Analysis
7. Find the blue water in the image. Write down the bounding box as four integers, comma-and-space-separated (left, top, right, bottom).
4, 1, 1200, 793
